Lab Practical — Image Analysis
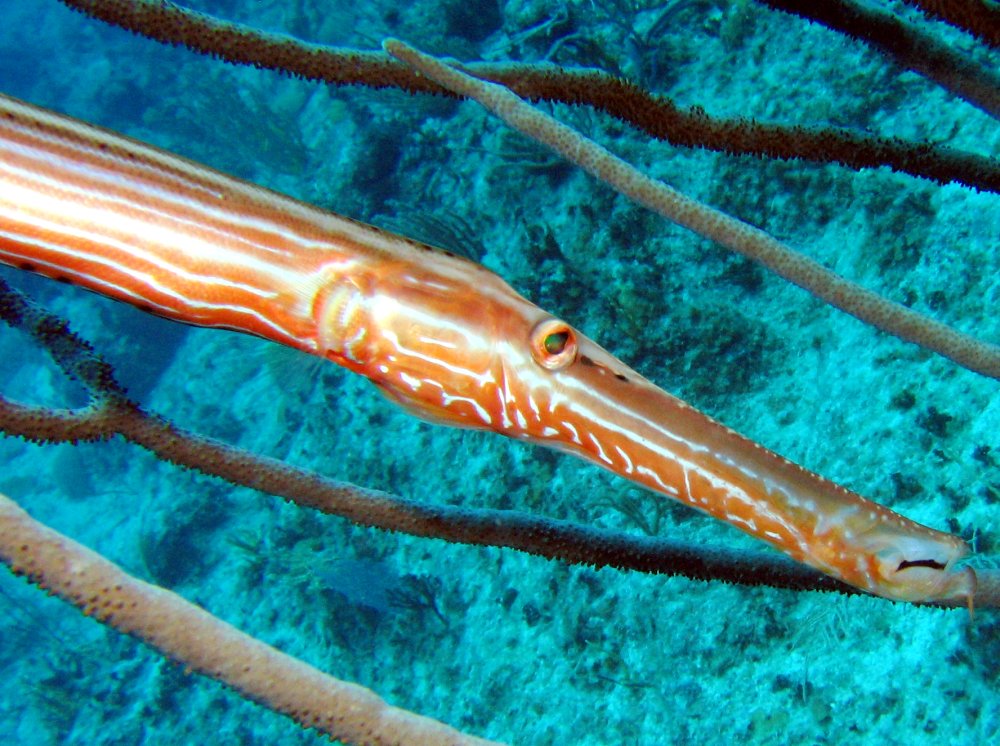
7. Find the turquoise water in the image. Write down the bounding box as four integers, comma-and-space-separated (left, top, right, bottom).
0, 1, 998, 743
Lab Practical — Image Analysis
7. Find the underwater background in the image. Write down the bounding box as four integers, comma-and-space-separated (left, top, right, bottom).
0, 0, 998, 743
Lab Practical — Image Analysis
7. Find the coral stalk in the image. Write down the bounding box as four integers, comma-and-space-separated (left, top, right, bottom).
0, 490, 499, 746
56, 0, 999, 193
383, 39, 1000, 381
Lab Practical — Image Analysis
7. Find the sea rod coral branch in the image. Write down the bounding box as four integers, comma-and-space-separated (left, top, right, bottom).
55, 0, 1000, 193
0, 491, 500, 746
756, 0, 1000, 118
3, 277, 996, 606
0, 277, 857, 596
383, 39, 1000, 381
901, 0, 1000, 49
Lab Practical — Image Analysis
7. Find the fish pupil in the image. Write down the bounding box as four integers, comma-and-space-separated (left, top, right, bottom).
544, 331, 569, 355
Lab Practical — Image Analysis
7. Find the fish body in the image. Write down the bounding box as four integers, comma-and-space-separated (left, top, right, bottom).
0, 93, 975, 605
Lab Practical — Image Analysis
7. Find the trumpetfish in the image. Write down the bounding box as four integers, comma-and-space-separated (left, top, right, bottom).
0, 92, 976, 606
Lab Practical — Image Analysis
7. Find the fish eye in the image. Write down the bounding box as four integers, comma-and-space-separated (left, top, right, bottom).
530, 318, 578, 370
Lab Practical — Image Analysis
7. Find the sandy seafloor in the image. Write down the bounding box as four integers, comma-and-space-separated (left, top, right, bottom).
0, 1, 998, 744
